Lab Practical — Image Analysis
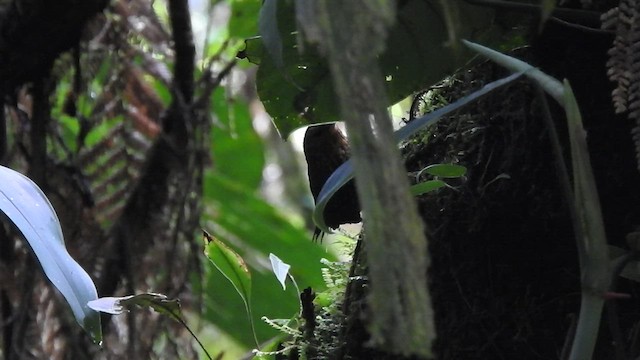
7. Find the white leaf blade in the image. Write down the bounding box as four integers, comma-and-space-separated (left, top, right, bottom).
0, 166, 101, 342
269, 253, 291, 290
87, 297, 128, 315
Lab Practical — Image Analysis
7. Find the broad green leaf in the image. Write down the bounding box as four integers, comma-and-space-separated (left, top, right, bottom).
203, 230, 252, 310
422, 164, 467, 178
229, 0, 262, 39
258, 0, 283, 70
269, 253, 291, 290
203, 171, 335, 345
247, 33, 328, 137
312, 72, 524, 233
205, 172, 333, 288
244, 0, 521, 138
410, 180, 447, 196
0, 166, 101, 343
211, 88, 264, 188
203, 263, 299, 346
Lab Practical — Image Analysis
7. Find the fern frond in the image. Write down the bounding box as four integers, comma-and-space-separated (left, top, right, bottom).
78, 115, 153, 225
602, 0, 640, 171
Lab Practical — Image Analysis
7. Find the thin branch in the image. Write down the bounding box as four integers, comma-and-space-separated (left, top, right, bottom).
168, 0, 195, 104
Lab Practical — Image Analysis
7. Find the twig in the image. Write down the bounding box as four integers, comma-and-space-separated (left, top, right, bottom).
192, 59, 237, 111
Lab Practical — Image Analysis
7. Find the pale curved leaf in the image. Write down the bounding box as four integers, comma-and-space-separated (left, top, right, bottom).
0, 165, 101, 342
268, 253, 291, 290
462, 39, 564, 104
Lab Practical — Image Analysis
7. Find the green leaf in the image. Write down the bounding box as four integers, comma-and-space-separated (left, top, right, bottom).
202, 171, 335, 346
422, 164, 467, 178
410, 180, 447, 196
211, 88, 265, 189
312, 71, 524, 233
205, 172, 332, 288
0, 166, 101, 343
203, 230, 252, 310
229, 0, 262, 39
245, 0, 518, 138
258, 0, 283, 70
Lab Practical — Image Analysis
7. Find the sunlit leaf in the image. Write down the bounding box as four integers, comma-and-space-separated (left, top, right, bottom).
0, 166, 101, 343
229, 0, 262, 39
203, 171, 335, 346
205, 172, 333, 288
211, 88, 264, 188
269, 253, 291, 290
203, 230, 252, 310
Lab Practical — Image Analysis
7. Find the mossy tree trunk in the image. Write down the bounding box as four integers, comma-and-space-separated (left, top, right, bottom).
298, 1, 435, 357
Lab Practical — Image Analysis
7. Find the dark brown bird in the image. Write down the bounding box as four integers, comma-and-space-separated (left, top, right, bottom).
303, 124, 361, 240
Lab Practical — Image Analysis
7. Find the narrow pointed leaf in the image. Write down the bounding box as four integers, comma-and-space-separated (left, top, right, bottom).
564, 81, 609, 287
564, 80, 609, 360
0, 165, 101, 342
203, 230, 252, 310
422, 164, 467, 178
462, 39, 564, 104
469, 43, 608, 360
410, 180, 447, 196
313, 71, 523, 233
